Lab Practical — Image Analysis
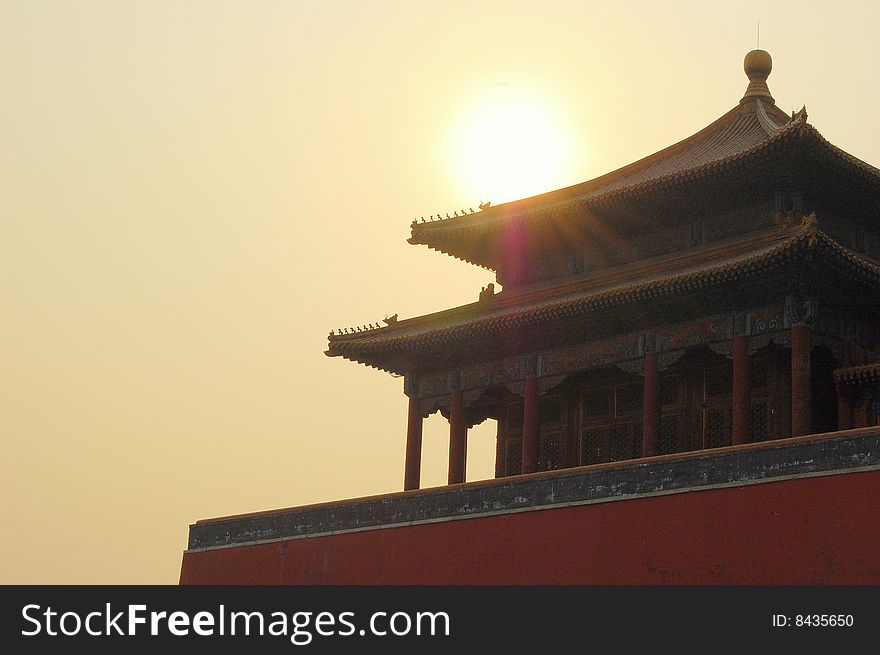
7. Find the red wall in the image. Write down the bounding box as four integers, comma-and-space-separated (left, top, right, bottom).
180, 469, 880, 584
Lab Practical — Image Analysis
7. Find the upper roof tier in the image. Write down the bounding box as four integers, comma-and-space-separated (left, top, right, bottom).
408, 50, 880, 271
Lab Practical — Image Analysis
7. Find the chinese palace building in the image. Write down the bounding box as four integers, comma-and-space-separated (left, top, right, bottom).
180, 51, 880, 584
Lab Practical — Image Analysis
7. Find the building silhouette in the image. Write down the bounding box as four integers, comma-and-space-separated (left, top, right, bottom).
181, 51, 880, 584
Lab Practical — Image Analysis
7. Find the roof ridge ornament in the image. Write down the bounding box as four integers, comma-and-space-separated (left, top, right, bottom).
740, 49, 775, 105
478, 283, 495, 303
800, 212, 819, 246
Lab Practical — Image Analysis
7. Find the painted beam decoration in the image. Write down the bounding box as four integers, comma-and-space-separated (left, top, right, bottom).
657, 317, 731, 353
553, 335, 642, 376
409, 303, 812, 411
748, 306, 785, 335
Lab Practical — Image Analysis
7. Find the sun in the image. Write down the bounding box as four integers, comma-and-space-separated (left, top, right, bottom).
450, 86, 574, 206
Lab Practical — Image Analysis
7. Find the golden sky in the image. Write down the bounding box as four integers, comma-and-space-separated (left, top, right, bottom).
3, 1, 879, 583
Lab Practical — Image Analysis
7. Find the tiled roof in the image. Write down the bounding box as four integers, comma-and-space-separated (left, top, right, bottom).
409, 103, 880, 266
327, 219, 880, 371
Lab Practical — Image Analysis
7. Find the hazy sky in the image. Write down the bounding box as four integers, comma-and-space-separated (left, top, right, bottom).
3, 1, 879, 583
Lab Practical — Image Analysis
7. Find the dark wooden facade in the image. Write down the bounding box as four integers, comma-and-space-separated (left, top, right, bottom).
326, 50, 880, 489
498, 345, 785, 477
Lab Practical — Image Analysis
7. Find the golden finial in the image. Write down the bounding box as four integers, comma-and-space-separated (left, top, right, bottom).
741, 49, 775, 105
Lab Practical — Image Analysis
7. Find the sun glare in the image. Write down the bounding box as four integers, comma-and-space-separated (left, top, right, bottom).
451, 86, 574, 205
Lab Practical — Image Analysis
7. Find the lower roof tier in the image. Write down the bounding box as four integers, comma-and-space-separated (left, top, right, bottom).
326, 215, 880, 374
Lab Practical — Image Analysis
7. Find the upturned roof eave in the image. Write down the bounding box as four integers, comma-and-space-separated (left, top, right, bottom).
408, 102, 784, 244
327, 224, 880, 373
408, 121, 880, 267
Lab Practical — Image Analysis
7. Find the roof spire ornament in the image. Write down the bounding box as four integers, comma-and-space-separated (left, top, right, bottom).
741, 49, 775, 105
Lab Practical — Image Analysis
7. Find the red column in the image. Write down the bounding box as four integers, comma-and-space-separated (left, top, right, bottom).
835, 381, 853, 431
404, 395, 423, 491
522, 377, 539, 474
732, 335, 750, 445
790, 324, 812, 437
642, 351, 660, 457
448, 389, 467, 484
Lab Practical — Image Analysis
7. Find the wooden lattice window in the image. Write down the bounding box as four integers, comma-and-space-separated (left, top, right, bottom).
540, 397, 563, 425
581, 427, 607, 465
607, 425, 631, 462
705, 366, 732, 397
582, 422, 642, 465
584, 388, 612, 418
750, 402, 769, 442
632, 422, 643, 459
750, 364, 768, 390
506, 403, 524, 429
705, 408, 731, 448
616, 383, 643, 415
538, 430, 563, 471
660, 414, 679, 455
506, 439, 522, 475
580, 377, 651, 465
660, 375, 679, 406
